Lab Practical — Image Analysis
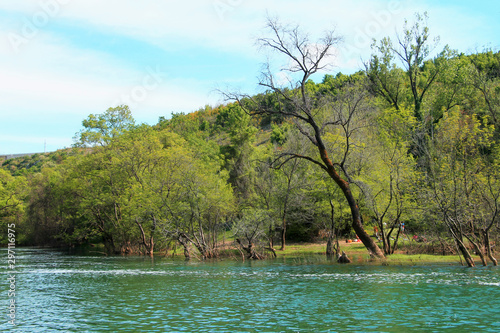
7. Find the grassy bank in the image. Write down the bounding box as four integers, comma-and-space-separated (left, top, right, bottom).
62, 239, 487, 266
274, 241, 480, 266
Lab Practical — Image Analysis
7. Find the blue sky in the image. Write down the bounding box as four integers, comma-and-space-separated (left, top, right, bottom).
1, 0, 499, 154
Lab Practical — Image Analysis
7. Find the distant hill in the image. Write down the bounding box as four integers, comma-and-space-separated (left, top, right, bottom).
0, 149, 83, 176
0, 152, 44, 161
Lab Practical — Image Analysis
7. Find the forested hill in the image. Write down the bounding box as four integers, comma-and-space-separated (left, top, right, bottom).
1, 44, 499, 265
3, 51, 499, 176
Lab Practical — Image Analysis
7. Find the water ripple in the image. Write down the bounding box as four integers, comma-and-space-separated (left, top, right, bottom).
1, 249, 499, 332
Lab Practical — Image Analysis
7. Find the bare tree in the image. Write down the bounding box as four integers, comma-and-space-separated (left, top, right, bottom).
225, 17, 385, 259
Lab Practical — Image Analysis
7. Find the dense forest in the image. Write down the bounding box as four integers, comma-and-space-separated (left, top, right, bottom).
2, 16, 499, 267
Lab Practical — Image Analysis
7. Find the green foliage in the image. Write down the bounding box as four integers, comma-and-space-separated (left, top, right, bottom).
1, 150, 75, 176
270, 122, 291, 145
0, 169, 27, 243
318, 72, 366, 97
214, 103, 258, 200
3, 22, 500, 260
74, 105, 135, 147
368, 12, 450, 122
423, 109, 499, 264
215, 103, 257, 145
157, 107, 223, 166
469, 50, 500, 79
18, 123, 236, 255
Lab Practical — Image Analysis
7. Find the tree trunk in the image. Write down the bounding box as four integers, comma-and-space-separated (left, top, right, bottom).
236, 239, 263, 260
177, 235, 191, 260
102, 233, 118, 255
337, 251, 351, 264
469, 238, 487, 266
326, 238, 334, 257
347, 194, 384, 258
265, 247, 277, 258
136, 218, 154, 257
326, 199, 339, 258
280, 220, 286, 251
268, 223, 274, 249
380, 222, 390, 254
455, 238, 475, 267
391, 227, 401, 255
484, 230, 498, 266
148, 237, 154, 258
318, 145, 385, 259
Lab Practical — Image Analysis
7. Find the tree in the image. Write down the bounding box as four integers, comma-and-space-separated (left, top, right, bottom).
469, 51, 500, 126
365, 47, 406, 112
74, 105, 135, 147
215, 103, 258, 201
0, 170, 26, 244
129, 128, 235, 260
0, 169, 25, 218
359, 107, 419, 255
368, 12, 447, 122
24, 164, 88, 247
226, 17, 385, 258
311, 170, 350, 258
252, 148, 313, 251
425, 54, 472, 122
425, 110, 498, 267
110, 126, 177, 256
273, 157, 306, 250
233, 209, 271, 260
71, 144, 135, 254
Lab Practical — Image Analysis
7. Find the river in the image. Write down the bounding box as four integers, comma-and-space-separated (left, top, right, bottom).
1, 248, 499, 332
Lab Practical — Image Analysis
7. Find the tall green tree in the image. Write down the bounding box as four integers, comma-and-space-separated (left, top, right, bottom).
215, 103, 258, 201
368, 12, 448, 122
71, 144, 135, 253
425, 110, 497, 266
358, 107, 419, 255
74, 105, 135, 147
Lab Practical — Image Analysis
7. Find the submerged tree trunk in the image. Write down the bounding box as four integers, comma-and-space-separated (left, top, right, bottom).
326, 199, 340, 258
467, 236, 487, 266
177, 234, 191, 260
102, 232, 118, 255
326, 238, 334, 257
265, 246, 277, 258
456, 238, 475, 267
337, 251, 351, 264
484, 230, 498, 266
136, 218, 155, 257
444, 217, 475, 267
236, 238, 263, 260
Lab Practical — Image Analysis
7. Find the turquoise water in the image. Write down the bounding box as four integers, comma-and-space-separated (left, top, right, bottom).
1, 248, 500, 332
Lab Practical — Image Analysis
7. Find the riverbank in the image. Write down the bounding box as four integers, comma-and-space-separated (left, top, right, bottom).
270, 241, 473, 266
24, 239, 487, 266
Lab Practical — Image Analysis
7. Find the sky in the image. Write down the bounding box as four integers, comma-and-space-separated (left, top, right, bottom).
1, 0, 499, 155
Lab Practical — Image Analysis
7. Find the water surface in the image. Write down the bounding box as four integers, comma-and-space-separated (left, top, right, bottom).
1, 248, 499, 332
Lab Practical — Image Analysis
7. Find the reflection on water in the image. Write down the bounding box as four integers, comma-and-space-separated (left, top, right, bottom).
1, 248, 500, 332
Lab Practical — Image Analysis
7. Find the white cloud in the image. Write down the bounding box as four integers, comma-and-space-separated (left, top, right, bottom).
0, 26, 218, 117
0, 0, 498, 154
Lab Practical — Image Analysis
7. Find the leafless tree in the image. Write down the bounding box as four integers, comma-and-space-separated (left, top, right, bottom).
223, 17, 385, 259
